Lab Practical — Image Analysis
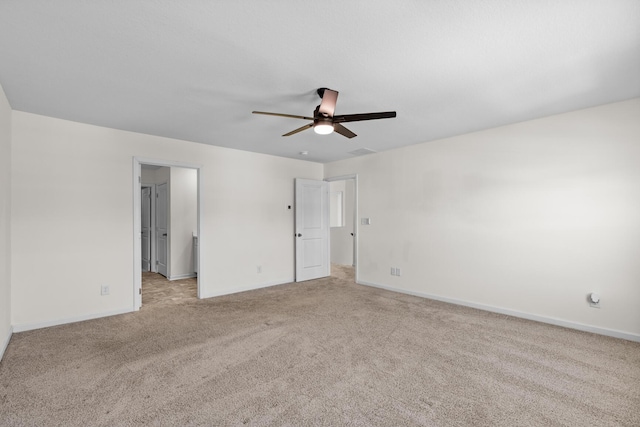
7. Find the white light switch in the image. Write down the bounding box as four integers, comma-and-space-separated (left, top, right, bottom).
361, 218, 371, 225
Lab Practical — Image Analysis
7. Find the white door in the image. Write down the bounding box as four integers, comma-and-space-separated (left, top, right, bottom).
156, 183, 169, 277
295, 178, 330, 282
141, 187, 152, 271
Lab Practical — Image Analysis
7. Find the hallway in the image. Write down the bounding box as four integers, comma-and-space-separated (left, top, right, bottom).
141, 272, 197, 308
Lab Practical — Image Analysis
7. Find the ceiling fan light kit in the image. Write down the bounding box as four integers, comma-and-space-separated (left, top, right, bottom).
314, 119, 334, 135
253, 88, 396, 139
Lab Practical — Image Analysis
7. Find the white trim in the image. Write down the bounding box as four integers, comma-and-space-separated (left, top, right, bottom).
133, 157, 203, 310
12, 308, 133, 333
156, 181, 170, 278
168, 273, 197, 281
325, 174, 358, 182
200, 278, 293, 299
141, 183, 157, 272
135, 157, 203, 170
325, 174, 358, 282
0, 326, 12, 361
357, 279, 640, 343
133, 158, 141, 309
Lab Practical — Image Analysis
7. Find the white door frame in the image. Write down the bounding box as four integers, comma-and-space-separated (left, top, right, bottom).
148, 184, 157, 272
141, 185, 154, 272
133, 157, 203, 310
155, 181, 170, 278
325, 174, 358, 283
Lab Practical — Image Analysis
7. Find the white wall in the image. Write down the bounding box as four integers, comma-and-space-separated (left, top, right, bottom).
140, 166, 170, 185
169, 167, 197, 279
11, 112, 322, 330
325, 98, 640, 340
140, 167, 157, 184
330, 179, 355, 266
0, 84, 12, 359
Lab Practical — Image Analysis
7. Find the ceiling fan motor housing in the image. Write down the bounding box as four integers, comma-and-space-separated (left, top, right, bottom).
314, 116, 333, 126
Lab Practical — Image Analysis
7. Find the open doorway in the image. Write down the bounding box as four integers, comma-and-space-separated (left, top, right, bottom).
326, 175, 358, 283
138, 165, 197, 307
133, 158, 201, 311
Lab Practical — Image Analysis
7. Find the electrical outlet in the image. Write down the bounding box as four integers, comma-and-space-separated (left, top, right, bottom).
390, 267, 395, 275
396, 268, 401, 276
257, 265, 262, 274
101, 285, 110, 296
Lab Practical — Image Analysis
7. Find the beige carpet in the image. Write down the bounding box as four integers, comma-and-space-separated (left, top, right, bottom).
1, 265, 639, 426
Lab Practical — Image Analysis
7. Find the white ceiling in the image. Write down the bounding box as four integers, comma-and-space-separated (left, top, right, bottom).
1, 1, 639, 163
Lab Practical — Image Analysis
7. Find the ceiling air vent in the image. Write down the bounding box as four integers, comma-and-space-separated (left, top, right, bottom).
348, 148, 377, 156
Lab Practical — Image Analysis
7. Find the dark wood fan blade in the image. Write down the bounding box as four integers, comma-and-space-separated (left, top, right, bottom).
334, 123, 357, 139
318, 89, 338, 117
333, 111, 396, 123
283, 123, 313, 137
253, 111, 314, 121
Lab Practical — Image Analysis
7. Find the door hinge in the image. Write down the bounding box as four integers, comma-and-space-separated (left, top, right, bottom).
138, 176, 141, 183
139, 288, 142, 295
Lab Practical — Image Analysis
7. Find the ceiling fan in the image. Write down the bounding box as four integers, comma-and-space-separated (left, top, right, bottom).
252, 88, 396, 139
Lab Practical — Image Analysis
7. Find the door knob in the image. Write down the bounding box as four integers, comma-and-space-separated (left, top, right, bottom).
297, 233, 302, 237
163, 233, 167, 236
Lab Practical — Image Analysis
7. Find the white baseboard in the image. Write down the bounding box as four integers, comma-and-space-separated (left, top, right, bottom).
1, 325, 13, 361
358, 280, 640, 343
12, 307, 134, 333
200, 278, 294, 299
169, 273, 197, 281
